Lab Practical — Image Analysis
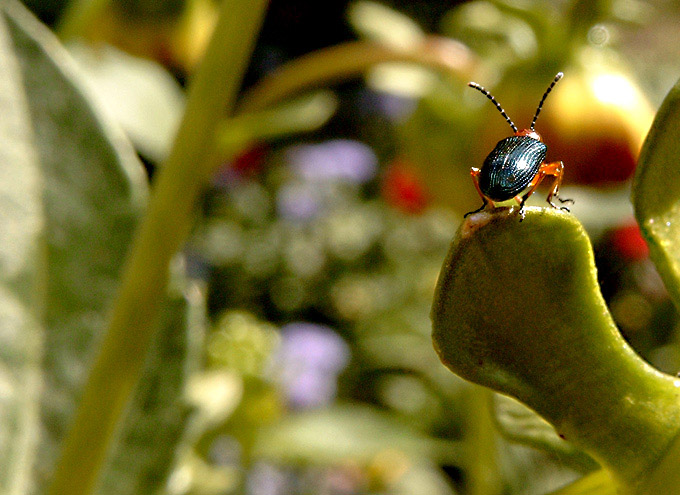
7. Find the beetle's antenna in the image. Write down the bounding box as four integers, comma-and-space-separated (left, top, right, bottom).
468, 82, 517, 133
531, 72, 563, 130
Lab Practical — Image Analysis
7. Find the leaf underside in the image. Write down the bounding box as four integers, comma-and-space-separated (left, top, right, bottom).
0, 3, 202, 494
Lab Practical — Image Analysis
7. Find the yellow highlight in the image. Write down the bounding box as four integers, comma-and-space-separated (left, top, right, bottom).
592, 73, 639, 108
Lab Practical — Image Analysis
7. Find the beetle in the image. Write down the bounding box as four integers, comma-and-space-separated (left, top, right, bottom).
465, 72, 573, 220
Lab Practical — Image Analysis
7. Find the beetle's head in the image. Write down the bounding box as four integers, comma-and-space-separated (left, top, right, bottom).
515, 129, 542, 141
468, 72, 563, 138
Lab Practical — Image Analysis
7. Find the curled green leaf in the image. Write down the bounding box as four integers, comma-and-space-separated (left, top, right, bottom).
632, 74, 680, 495
431, 207, 680, 490
634, 76, 680, 308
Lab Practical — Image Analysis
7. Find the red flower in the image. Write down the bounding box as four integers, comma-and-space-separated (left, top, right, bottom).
381, 160, 430, 214
609, 222, 649, 262
232, 143, 267, 176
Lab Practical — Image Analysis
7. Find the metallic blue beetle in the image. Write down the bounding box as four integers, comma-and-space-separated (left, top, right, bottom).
465, 72, 573, 220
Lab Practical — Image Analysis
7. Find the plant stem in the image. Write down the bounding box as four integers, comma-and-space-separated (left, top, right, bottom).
47, 1, 268, 493
466, 387, 502, 495
237, 37, 477, 113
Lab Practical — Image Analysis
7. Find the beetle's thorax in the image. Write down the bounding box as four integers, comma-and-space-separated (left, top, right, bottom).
515, 129, 541, 141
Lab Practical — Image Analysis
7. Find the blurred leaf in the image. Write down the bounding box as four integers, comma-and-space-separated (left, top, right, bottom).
216, 91, 338, 157
68, 42, 186, 162
0, 13, 45, 495
442, 1, 539, 65
356, 312, 465, 399
237, 39, 476, 113
98, 278, 206, 495
253, 404, 462, 466
634, 75, 680, 308
0, 3, 207, 493
496, 441, 586, 495
0, 2, 149, 492
493, 394, 597, 471
347, 1, 424, 49
3, 4, 214, 493
49, 1, 268, 491
546, 469, 616, 495
389, 462, 459, 495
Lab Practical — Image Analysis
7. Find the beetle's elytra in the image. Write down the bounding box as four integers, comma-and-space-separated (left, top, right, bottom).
465, 72, 573, 220
479, 136, 546, 201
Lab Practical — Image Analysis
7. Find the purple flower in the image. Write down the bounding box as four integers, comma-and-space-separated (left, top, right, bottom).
246, 462, 291, 495
274, 322, 350, 409
276, 182, 321, 221
359, 89, 417, 122
285, 139, 377, 184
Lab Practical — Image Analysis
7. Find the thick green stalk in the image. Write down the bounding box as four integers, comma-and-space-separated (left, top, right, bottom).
47, 1, 268, 493
465, 387, 502, 495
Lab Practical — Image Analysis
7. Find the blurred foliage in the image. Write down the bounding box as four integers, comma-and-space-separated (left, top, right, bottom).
3, 0, 680, 494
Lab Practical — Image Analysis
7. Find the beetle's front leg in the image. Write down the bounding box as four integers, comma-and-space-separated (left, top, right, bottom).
465, 168, 493, 217
514, 170, 545, 221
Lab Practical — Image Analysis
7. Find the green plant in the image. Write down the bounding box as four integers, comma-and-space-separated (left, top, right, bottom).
431, 75, 680, 494
3, 0, 678, 493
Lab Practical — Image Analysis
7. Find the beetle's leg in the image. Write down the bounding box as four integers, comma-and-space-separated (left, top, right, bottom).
542, 161, 573, 211
513, 169, 545, 221
464, 200, 487, 217
515, 171, 544, 208
465, 168, 493, 217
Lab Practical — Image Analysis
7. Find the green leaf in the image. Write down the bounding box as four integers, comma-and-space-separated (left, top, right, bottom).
634, 75, 680, 308
98, 276, 206, 495
347, 1, 425, 49
0, 1, 147, 492
492, 394, 597, 471
68, 42, 186, 163
215, 91, 338, 158
0, 5, 209, 494
253, 404, 462, 466
48, 0, 269, 491
431, 207, 680, 487
546, 469, 617, 495
631, 76, 680, 493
